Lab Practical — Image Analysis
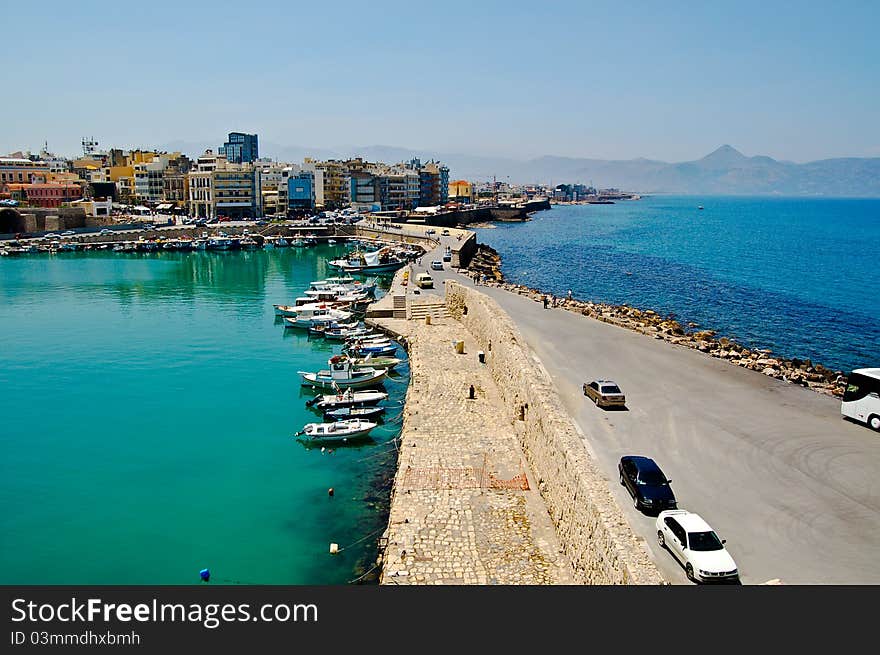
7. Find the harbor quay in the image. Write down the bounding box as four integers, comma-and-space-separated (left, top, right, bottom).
368, 256, 663, 584
358, 222, 880, 585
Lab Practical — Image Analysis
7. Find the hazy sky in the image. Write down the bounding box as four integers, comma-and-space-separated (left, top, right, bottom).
3, 1, 878, 162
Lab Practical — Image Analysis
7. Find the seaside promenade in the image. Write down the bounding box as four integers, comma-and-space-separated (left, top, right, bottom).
374, 226, 880, 585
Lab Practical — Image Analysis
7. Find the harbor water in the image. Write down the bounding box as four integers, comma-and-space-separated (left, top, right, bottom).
0, 244, 406, 584
474, 196, 880, 373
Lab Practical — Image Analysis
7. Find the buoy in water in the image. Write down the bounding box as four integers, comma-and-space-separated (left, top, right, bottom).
329, 543, 339, 554
199, 568, 211, 582
328, 487, 334, 497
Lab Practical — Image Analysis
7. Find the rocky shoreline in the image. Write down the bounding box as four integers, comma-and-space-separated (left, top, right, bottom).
466, 243, 848, 398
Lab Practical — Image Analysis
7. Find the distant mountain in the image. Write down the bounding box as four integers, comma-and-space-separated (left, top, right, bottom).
475, 145, 880, 196
159, 140, 880, 196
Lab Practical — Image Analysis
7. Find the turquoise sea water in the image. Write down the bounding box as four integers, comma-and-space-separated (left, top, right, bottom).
475, 196, 880, 373
0, 246, 406, 584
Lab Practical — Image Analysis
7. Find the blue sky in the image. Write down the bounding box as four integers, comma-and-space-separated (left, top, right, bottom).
3, 0, 878, 162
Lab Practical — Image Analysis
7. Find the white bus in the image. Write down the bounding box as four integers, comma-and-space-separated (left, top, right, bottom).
841, 368, 880, 431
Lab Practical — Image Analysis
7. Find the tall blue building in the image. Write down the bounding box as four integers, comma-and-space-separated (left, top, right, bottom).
288, 171, 315, 212
219, 132, 259, 164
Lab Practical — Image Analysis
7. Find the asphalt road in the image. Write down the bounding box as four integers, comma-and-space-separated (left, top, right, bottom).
476, 287, 880, 584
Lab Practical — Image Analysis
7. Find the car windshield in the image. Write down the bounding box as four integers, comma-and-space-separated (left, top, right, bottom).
687, 531, 724, 551
601, 385, 621, 394
637, 469, 667, 485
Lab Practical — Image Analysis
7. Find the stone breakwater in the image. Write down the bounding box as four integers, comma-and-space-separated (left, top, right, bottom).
376, 315, 576, 585
466, 244, 847, 398
444, 282, 664, 584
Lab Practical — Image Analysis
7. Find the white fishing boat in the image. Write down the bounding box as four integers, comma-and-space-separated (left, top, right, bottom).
346, 342, 398, 356
323, 326, 381, 341
349, 354, 404, 370
275, 299, 348, 317
207, 237, 232, 250
295, 419, 377, 444
328, 249, 406, 274
306, 388, 388, 410
345, 335, 393, 347
299, 356, 387, 389
305, 276, 377, 296
322, 405, 385, 421
283, 307, 354, 328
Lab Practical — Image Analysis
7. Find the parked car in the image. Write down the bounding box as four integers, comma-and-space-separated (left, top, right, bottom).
99, 228, 113, 235
425, 228, 436, 235
61, 230, 75, 236
618, 456, 677, 513
44, 233, 60, 238
415, 273, 434, 288
656, 510, 739, 583
441, 228, 450, 236
583, 379, 626, 407
431, 260, 443, 270
442, 253, 452, 262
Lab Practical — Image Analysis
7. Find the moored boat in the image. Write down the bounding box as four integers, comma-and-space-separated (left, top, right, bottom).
349, 355, 404, 370
295, 419, 377, 444
306, 388, 388, 410
298, 356, 387, 389
322, 405, 385, 421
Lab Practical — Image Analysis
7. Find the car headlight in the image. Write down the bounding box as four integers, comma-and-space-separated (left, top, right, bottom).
699, 570, 710, 576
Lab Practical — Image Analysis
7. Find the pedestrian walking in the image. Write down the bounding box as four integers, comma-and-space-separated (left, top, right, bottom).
542, 295, 549, 309
567, 289, 572, 301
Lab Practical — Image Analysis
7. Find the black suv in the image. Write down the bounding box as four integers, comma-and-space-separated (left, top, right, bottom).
618, 456, 677, 514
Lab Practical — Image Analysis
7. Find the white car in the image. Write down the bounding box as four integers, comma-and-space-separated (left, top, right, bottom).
99, 229, 113, 235
61, 230, 75, 236
655, 510, 739, 583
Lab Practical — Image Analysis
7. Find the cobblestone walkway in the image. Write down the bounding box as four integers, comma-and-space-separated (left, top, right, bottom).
378, 316, 573, 584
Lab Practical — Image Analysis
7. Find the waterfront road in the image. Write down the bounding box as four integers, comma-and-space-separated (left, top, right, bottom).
471, 286, 880, 584
333, 223, 880, 584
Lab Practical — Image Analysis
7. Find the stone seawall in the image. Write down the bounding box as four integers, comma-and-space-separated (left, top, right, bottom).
445, 281, 663, 584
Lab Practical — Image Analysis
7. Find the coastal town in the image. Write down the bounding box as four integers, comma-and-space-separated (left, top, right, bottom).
0, 132, 635, 241
2, 131, 879, 590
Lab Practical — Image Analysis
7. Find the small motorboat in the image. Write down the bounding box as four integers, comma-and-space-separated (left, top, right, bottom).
295, 419, 377, 444
307, 389, 388, 410
299, 357, 387, 389
283, 307, 354, 328
349, 355, 404, 370
324, 327, 382, 341
346, 343, 398, 357
323, 405, 386, 421
274, 304, 299, 317
309, 320, 359, 337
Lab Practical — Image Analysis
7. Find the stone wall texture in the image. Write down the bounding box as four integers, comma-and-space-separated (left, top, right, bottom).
445, 281, 664, 584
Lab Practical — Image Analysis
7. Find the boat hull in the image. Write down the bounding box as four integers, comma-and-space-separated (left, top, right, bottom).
299, 368, 387, 389
323, 406, 385, 420
310, 391, 387, 409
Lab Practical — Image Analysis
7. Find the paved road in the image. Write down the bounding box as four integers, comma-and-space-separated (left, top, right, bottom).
476, 286, 880, 584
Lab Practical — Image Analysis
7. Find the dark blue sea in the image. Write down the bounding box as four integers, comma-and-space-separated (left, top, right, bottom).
474, 196, 880, 373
